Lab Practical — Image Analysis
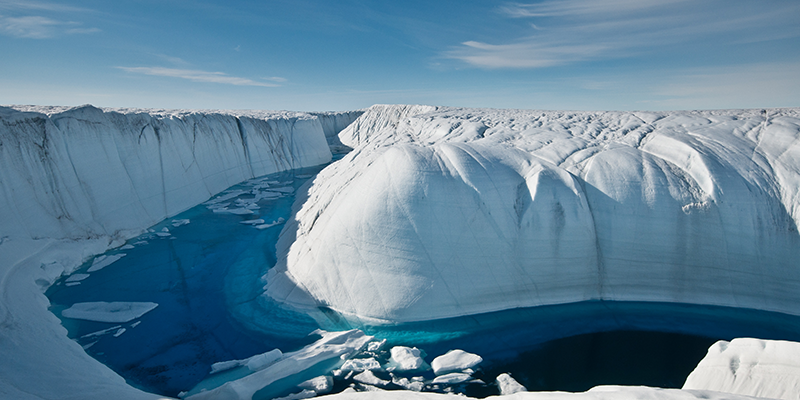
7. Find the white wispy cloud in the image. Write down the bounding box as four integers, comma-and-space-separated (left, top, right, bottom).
0, 0, 99, 38
652, 62, 800, 109
497, 0, 691, 18
118, 67, 283, 87
0, 15, 97, 38
449, 0, 800, 69
0, 0, 92, 13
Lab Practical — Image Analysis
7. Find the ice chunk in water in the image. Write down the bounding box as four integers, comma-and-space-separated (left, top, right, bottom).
431, 349, 482, 375
87, 254, 126, 272
186, 329, 372, 400
340, 357, 381, 371
210, 349, 283, 374
496, 373, 527, 394
387, 346, 426, 372
353, 370, 390, 387
61, 301, 158, 323
298, 376, 333, 394
65, 273, 90, 283
432, 372, 474, 384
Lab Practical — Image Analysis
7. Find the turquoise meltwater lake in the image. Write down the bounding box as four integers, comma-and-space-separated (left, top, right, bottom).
46, 162, 800, 398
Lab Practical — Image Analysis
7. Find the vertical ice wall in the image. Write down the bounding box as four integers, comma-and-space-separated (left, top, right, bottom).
266, 105, 800, 323
0, 105, 351, 241
0, 104, 360, 400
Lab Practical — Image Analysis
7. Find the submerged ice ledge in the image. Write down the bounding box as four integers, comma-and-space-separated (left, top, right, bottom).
266, 105, 800, 323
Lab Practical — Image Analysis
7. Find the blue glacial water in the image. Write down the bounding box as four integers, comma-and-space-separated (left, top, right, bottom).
46, 165, 326, 396
47, 162, 800, 398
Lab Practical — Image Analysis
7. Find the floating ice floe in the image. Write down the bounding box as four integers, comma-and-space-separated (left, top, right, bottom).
87, 254, 126, 272
213, 207, 255, 215
341, 357, 381, 372
65, 273, 90, 283
210, 348, 283, 374
387, 346, 426, 372
240, 219, 266, 225
367, 339, 387, 352
61, 301, 158, 323
431, 372, 474, 385
391, 376, 425, 392
431, 350, 482, 375
80, 325, 123, 339
254, 218, 285, 230
353, 370, 390, 387
186, 329, 373, 400
496, 373, 527, 395
171, 219, 191, 227
298, 376, 333, 394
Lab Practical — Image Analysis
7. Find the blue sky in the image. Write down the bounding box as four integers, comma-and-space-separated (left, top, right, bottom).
1, 0, 798, 111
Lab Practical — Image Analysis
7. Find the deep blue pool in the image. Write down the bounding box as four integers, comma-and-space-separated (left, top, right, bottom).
46, 163, 800, 397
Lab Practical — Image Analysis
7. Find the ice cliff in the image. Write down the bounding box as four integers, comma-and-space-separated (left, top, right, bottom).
0, 105, 360, 241
266, 105, 800, 323
0, 105, 360, 400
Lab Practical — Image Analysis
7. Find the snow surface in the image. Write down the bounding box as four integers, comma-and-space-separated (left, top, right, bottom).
683, 338, 800, 399
0, 105, 360, 400
266, 105, 800, 323
3, 103, 800, 400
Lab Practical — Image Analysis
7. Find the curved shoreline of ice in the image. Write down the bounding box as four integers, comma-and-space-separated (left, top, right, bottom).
266, 105, 800, 323
0, 105, 360, 400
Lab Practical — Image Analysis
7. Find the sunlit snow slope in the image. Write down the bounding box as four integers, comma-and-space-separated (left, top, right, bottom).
267, 105, 800, 323
0, 105, 360, 400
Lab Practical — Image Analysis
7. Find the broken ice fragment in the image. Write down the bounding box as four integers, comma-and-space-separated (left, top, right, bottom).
87, 254, 126, 272
353, 370, 390, 387
61, 301, 158, 323
65, 273, 90, 283
340, 357, 381, 371
496, 372, 527, 394
431, 349, 482, 375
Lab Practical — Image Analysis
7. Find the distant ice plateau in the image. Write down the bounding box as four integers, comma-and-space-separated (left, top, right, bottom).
1, 104, 799, 399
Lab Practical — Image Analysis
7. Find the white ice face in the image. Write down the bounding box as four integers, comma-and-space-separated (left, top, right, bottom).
266, 105, 800, 323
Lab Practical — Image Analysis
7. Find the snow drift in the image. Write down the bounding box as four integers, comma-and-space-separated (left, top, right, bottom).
266, 105, 800, 323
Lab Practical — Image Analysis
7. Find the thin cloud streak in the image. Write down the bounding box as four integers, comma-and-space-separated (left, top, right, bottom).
0, 15, 98, 38
0, 0, 92, 13
498, 0, 691, 18
118, 67, 282, 87
450, 0, 800, 69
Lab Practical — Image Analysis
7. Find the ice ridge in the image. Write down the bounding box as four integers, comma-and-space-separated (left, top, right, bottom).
266, 105, 800, 323
0, 105, 358, 241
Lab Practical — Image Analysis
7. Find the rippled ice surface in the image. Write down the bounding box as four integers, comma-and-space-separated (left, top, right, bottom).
47, 163, 800, 397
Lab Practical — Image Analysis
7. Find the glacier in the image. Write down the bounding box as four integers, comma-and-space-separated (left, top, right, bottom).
2, 103, 800, 400
266, 105, 800, 323
0, 105, 360, 399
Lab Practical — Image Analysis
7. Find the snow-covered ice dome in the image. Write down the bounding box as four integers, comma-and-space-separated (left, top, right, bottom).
266, 105, 800, 323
